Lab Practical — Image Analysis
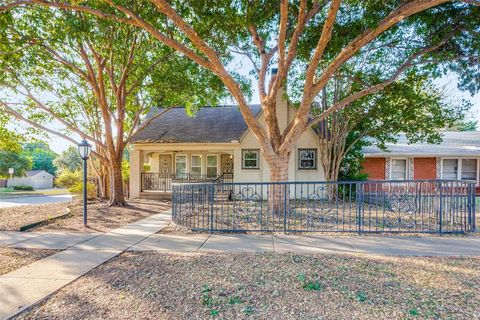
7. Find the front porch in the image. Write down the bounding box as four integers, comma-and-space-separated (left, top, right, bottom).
130, 146, 235, 200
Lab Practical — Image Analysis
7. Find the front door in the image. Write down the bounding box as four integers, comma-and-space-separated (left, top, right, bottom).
159, 155, 172, 190
221, 154, 234, 179
159, 155, 172, 173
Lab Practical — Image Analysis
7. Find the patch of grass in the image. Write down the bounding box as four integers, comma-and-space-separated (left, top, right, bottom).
243, 305, 254, 316
409, 308, 419, 317
228, 295, 242, 305
355, 291, 367, 302
297, 272, 323, 291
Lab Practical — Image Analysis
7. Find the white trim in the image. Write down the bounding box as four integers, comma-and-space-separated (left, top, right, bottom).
190, 154, 203, 175
389, 157, 408, 181
174, 154, 187, 174
440, 157, 479, 185
206, 154, 219, 178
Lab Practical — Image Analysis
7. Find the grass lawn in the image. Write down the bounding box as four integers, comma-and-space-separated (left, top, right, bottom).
14, 252, 480, 320
0, 188, 70, 199
0, 248, 58, 276
0, 199, 170, 232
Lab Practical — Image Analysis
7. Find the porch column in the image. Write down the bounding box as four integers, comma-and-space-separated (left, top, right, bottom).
129, 148, 144, 199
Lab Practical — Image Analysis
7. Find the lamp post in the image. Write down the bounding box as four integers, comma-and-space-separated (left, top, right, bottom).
78, 139, 92, 226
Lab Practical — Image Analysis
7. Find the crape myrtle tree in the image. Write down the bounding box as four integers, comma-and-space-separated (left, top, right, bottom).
0, 5, 228, 205
311, 72, 470, 182
2, 0, 478, 210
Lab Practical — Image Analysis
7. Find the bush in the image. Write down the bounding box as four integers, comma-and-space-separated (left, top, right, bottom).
13, 185, 34, 191
56, 170, 81, 188
68, 181, 97, 199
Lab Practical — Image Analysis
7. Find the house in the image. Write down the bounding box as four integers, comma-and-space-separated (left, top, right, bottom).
7, 170, 54, 189
129, 90, 323, 199
361, 132, 480, 193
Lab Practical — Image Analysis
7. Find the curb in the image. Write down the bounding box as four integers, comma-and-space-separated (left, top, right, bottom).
19, 207, 72, 232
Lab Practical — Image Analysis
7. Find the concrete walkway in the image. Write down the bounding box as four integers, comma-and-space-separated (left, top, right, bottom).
0, 213, 170, 320
128, 233, 480, 256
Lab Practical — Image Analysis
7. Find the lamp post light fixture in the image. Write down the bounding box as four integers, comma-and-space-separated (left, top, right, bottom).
78, 139, 92, 226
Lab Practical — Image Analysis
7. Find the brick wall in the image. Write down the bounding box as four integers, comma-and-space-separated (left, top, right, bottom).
362, 157, 385, 180
413, 158, 437, 180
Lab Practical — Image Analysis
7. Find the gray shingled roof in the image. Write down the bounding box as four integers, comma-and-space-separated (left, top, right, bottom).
363, 132, 480, 156
130, 105, 262, 143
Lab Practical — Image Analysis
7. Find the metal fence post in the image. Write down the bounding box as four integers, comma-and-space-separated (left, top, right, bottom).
210, 184, 214, 234
357, 182, 363, 234
438, 181, 443, 234
283, 183, 288, 234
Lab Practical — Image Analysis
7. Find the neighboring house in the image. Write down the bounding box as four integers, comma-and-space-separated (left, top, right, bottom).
129, 90, 323, 199
361, 132, 480, 193
7, 170, 54, 189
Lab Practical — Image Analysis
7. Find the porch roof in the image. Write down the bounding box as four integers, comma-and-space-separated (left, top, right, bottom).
363, 131, 480, 157
131, 105, 262, 144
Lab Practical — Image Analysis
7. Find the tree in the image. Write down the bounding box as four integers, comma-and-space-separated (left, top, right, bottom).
54, 146, 83, 173
449, 119, 478, 131
0, 150, 31, 178
22, 142, 58, 176
317, 73, 470, 182
2, 0, 478, 210
0, 5, 228, 205
0, 114, 23, 153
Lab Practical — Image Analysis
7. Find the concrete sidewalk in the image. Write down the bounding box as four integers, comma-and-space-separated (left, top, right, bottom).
128, 233, 480, 256
0, 213, 170, 320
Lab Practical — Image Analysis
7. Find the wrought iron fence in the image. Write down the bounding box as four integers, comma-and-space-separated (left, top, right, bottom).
142, 172, 234, 192
172, 180, 476, 234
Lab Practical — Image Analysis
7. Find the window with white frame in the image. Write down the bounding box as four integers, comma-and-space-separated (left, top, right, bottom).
391, 159, 407, 180
242, 149, 259, 169
175, 155, 186, 174
442, 159, 458, 180
298, 148, 317, 170
461, 159, 477, 181
191, 155, 202, 175
206, 155, 218, 178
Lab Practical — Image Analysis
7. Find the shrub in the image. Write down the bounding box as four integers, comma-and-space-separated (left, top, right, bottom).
56, 170, 81, 188
13, 185, 34, 191
68, 181, 97, 199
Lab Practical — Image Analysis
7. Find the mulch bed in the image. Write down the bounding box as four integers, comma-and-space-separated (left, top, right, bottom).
29, 199, 171, 233
0, 248, 58, 276
14, 252, 480, 319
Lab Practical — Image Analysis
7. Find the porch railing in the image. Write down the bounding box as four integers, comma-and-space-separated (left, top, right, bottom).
141, 172, 233, 192
172, 179, 476, 234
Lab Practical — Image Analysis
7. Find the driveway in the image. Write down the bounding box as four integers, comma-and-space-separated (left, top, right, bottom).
0, 194, 73, 208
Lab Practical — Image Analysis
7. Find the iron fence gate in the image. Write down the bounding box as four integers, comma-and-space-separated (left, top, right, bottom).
172, 180, 476, 234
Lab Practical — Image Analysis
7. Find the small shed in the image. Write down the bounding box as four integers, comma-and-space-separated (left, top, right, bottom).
7, 170, 54, 189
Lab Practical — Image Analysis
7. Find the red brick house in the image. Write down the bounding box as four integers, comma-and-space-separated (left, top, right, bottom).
362, 132, 480, 193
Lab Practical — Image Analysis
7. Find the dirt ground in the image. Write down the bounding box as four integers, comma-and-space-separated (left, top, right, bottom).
15, 252, 480, 320
29, 199, 171, 233
0, 248, 58, 276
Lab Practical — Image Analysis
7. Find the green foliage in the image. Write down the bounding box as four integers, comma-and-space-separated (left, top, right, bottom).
55, 169, 81, 188
54, 146, 82, 173
121, 160, 130, 183
68, 181, 97, 199
449, 119, 478, 131
0, 150, 32, 178
13, 185, 34, 191
21, 142, 58, 176
297, 272, 323, 291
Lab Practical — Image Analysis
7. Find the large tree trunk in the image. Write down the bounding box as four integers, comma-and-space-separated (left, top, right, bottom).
108, 158, 126, 206
266, 153, 290, 215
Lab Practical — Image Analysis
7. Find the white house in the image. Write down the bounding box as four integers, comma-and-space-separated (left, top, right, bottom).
129, 90, 324, 199
7, 170, 54, 189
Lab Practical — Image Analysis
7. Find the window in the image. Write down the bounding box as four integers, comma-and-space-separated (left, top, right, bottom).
242, 149, 259, 169
206, 155, 218, 178
191, 155, 202, 175
442, 159, 458, 180
461, 159, 477, 181
175, 155, 186, 174
391, 159, 407, 180
298, 149, 317, 170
